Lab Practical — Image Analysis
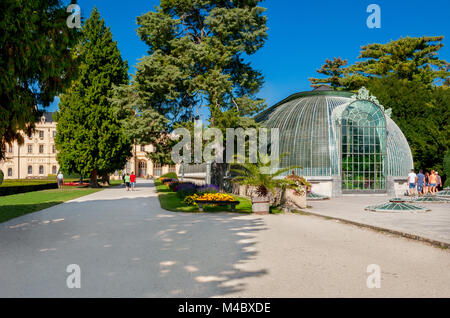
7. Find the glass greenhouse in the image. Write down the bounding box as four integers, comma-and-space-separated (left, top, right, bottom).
256, 88, 413, 196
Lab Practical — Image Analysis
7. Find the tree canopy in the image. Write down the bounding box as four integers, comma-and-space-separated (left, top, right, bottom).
55, 7, 130, 187
346, 36, 449, 88
366, 76, 449, 173
112, 0, 268, 166
309, 57, 348, 89
310, 36, 450, 90
0, 0, 79, 160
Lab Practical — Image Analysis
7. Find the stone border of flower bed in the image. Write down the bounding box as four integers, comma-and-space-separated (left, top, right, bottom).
195, 200, 240, 212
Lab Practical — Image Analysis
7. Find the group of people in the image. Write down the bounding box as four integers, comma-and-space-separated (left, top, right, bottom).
407, 169, 443, 197
122, 172, 136, 191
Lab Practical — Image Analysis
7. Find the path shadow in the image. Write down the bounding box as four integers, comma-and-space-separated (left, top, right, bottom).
0, 196, 268, 297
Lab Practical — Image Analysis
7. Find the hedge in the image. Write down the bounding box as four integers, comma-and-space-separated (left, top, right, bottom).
160, 172, 178, 179
0, 182, 58, 197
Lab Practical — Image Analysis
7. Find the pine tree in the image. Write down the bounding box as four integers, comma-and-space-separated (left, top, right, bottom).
55, 7, 130, 187
113, 0, 268, 188
345, 36, 450, 89
309, 58, 347, 89
113, 0, 267, 157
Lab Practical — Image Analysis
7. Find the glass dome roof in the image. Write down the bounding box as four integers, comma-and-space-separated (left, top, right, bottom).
256, 90, 413, 178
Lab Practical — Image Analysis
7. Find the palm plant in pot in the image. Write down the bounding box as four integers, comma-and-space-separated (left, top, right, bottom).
231, 155, 299, 214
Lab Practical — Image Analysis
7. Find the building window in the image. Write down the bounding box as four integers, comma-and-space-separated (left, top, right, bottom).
8, 168, 13, 177
39, 130, 44, 139
39, 165, 44, 174
153, 164, 162, 176
52, 130, 57, 138
140, 145, 145, 152
52, 145, 56, 154
28, 145, 33, 154
169, 165, 176, 173
8, 145, 13, 153
52, 166, 57, 174
28, 166, 33, 175
39, 145, 44, 153
138, 161, 147, 177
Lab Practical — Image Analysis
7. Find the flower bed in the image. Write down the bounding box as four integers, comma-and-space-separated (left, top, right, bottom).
155, 179, 252, 213
183, 193, 236, 206
63, 182, 89, 187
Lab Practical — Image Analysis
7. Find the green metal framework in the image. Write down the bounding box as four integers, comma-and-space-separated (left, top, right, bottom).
307, 191, 330, 200
255, 91, 413, 185
436, 188, 450, 198
410, 196, 450, 203
341, 100, 386, 193
365, 198, 430, 212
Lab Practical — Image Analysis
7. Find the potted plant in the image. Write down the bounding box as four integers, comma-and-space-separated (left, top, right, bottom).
231, 155, 299, 214
283, 172, 311, 209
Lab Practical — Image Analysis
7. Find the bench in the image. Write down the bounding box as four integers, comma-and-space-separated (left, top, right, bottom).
195, 200, 240, 212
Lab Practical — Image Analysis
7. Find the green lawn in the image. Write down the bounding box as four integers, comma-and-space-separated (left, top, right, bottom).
108, 180, 124, 187
0, 188, 103, 223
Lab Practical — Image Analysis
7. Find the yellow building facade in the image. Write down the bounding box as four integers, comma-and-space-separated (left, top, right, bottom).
0, 113, 59, 179
0, 112, 178, 180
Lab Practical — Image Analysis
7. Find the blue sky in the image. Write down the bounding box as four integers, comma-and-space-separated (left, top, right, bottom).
47, 0, 450, 112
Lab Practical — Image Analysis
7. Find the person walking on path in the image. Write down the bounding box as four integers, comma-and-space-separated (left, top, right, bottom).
124, 174, 131, 191
57, 171, 64, 190
429, 170, 437, 195
130, 171, 136, 191
417, 170, 425, 196
424, 171, 430, 195
407, 169, 417, 197
436, 172, 442, 191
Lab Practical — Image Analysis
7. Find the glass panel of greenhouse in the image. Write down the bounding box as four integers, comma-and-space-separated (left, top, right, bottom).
255, 89, 414, 196
341, 100, 386, 193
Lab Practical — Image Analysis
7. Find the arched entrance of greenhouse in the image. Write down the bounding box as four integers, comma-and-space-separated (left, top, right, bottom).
341, 100, 387, 194
138, 161, 147, 177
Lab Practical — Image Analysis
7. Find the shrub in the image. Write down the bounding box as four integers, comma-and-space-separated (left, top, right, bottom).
197, 184, 220, 195
0, 170, 3, 186
161, 172, 178, 180
0, 182, 58, 196
176, 183, 197, 198
167, 181, 181, 191
285, 174, 311, 195
161, 178, 177, 184
444, 150, 450, 188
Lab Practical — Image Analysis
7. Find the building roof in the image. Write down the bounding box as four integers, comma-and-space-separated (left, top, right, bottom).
255, 91, 413, 177
41, 112, 55, 122
312, 85, 333, 91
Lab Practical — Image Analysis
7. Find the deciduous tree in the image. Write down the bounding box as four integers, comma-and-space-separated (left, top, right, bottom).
0, 0, 79, 159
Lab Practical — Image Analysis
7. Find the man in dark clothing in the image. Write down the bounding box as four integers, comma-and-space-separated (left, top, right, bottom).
417, 169, 425, 196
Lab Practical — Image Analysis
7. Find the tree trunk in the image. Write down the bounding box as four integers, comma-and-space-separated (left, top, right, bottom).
90, 169, 100, 188
101, 172, 110, 185
211, 162, 229, 191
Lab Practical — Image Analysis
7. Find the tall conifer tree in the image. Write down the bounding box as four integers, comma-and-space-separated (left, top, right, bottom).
56, 8, 130, 187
